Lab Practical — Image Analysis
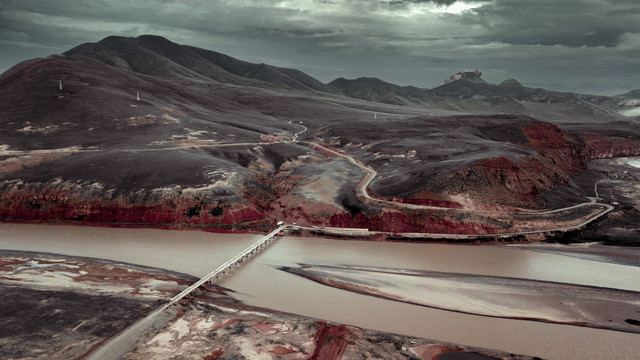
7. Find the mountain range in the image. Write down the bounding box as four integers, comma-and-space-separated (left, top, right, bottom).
58, 35, 638, 111
1, 34, 640, 243
64, 35, 333, 93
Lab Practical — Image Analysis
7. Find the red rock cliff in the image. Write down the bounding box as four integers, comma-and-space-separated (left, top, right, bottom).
434, 121, 640, 208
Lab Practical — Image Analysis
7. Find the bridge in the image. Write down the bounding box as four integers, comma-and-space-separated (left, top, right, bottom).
169, 224, 287, 304
85, 224, 288, 360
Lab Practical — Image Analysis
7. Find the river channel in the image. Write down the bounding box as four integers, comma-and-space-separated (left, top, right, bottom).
1, 223, 639, 359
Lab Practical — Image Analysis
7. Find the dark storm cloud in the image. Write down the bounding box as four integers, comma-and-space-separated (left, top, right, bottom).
465, 0, 640, 47
385, 0, 490, 5
0, 0, 638, 94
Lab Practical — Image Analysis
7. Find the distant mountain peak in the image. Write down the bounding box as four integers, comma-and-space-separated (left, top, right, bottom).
63, 34, 333, 93
500, 78, 523, 86
328, 76, 426, 105
444, 70, 487, 85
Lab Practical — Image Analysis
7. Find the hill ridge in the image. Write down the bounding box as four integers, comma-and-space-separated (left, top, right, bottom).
64, 35, 333, 93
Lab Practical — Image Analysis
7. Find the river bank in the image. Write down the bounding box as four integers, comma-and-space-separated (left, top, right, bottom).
0, 250, 193, 359
2, 224, 640, 359
123, 299, 535, 360
0, 250, 536, 360
7, 154, 640, 247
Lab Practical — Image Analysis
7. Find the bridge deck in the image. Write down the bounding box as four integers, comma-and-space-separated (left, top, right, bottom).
169, 225, 286, 304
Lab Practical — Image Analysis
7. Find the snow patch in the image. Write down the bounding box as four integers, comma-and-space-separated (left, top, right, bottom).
624, 159, 640, 168
619, 107, 640, 117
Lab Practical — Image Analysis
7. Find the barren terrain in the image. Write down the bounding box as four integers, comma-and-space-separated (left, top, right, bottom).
0, 251, 537, 360
2, 37, 640, 242
2, 34, 640, 359
0, 251, 194, 359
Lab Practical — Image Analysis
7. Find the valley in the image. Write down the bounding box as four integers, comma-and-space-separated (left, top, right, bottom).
1, 49, 639, 241
2, 34, 640, 359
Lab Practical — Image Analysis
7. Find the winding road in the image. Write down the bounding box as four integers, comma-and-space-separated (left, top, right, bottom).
2, 118, 614, 236
289, 120, 613, 218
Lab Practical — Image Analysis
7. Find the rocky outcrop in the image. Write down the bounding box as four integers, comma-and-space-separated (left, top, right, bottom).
328, 211, 501, 235
522, 121, 588, 172
580, 132, 640, 159
433, 121, 640, 208
444, 70, 487, 85
267, 118, 640, 234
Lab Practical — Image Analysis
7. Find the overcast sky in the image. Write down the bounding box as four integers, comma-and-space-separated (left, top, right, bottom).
1, 0, 639, 95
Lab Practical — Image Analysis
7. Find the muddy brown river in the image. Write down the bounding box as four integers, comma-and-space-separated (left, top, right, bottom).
1, 223, 639, 360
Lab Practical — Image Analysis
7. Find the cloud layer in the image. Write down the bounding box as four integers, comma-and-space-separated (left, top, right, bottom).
1, 0, 638, 94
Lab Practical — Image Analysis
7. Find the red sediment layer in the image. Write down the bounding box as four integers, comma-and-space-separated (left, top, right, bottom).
523, 122, 640, 169
329, 120, 640, 233
269, 345, 297, 356
251, 321, 280, 334
203, 348, 224, 360
359, 120, 640, 210
580, 132, 640, 159
329, 211, 500, 235
268, 195, 499, 234
4, 120, 640, 234
0, 189, 271, 232
456, 121, 588, 207
309, 323, 356, 360
522, 121, 589, 174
